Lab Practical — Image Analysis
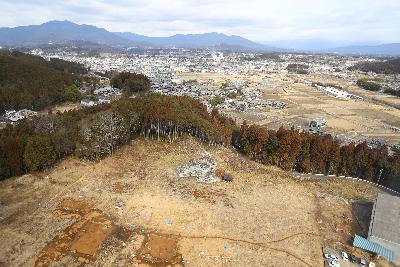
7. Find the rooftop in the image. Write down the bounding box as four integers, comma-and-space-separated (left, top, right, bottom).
368, 193, 400, 244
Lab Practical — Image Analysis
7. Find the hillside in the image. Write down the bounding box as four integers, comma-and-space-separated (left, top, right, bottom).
0, 50, 85, 112
0, 137, 393, 266
350, 58, 400, 74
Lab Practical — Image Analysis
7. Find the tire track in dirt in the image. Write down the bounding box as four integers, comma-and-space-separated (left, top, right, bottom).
166, 232, 318, 266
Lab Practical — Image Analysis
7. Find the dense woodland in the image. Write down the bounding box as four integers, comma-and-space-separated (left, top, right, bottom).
356, 79, 381, 92
0, 94, 235, 177
383, 88, 400, 97
234, 123, 400, 191
356, 78, 400, 98
0, 93, 399, 191
350, 58, 400, 74
0, 50, 86, 112
110, 72, 151, 96
286, 63, 309, 74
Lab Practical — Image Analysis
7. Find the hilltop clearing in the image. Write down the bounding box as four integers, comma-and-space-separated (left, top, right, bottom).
0, 137, 392, 266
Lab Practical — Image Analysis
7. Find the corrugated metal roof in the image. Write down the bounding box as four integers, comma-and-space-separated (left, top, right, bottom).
353, 235, 395, 261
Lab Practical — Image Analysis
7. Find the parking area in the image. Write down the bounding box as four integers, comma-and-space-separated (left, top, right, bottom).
324, 249, 376, 267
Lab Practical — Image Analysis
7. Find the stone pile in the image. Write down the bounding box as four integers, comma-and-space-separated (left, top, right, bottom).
178, 151, 219, 183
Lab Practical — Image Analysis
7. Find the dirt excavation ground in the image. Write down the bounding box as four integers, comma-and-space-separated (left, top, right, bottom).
0, 137, 392, 266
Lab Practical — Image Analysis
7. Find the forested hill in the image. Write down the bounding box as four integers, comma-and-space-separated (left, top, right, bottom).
350, 58, 400, 74
0, 50, 86, 112
0, 94, 399, 191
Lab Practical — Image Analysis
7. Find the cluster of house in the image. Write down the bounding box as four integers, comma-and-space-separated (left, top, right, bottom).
218, 95, 287, 112
151, 74, 287, 112
80, 86, 122, 107
37, 47, 380, 84
31, 49, 382, 116
0, 109, 38, 125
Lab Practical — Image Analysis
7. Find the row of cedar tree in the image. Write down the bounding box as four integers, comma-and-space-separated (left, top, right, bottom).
0, 93, 399, 191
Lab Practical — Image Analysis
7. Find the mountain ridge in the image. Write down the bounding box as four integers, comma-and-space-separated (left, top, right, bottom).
0, 20, 139, 47
1, 20, 399, 55
114, 31, 276, 50
324, 43, 400, 56
0, 20, 276, 51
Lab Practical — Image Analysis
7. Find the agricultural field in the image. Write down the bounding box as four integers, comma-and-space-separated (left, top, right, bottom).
180, 71, 400, 145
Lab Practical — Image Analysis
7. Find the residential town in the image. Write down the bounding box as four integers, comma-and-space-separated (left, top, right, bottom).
2, 49, 400, 150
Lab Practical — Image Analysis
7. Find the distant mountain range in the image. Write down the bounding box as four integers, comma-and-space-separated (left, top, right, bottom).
324, 43, 400, 56
114, 31, 273, 50
0, 20, 399, 55
0, 20, 137, 47
0, 20, 276, 51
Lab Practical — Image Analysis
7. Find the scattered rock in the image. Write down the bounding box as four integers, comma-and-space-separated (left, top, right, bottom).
78, 256, 90, 264
115, 199, 125, 208
222, 174, 233, 182
178, 151, 219, 183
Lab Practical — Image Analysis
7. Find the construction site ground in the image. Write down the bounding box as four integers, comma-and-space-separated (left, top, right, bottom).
0, 137, 394, 266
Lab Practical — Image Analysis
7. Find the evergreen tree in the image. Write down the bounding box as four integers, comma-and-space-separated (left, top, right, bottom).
23, 135, 56, 171
326, 139, 341, 175
296, 137, 311, 173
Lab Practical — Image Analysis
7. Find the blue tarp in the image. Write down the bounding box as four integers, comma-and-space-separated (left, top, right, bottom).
353, 235, 395, 262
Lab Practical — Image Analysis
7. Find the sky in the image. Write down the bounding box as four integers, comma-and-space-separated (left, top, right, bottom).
1, 0, 400, 46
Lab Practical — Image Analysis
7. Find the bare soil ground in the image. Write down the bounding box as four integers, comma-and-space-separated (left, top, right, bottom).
0, 137, 393, 266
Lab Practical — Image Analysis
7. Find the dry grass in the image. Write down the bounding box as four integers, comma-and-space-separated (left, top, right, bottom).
0, 137, 392, 266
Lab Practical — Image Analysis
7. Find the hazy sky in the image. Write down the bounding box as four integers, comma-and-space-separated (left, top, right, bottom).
1, 0, 399, 44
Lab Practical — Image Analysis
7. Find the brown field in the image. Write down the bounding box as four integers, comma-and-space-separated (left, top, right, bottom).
0, 137, 393, 266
